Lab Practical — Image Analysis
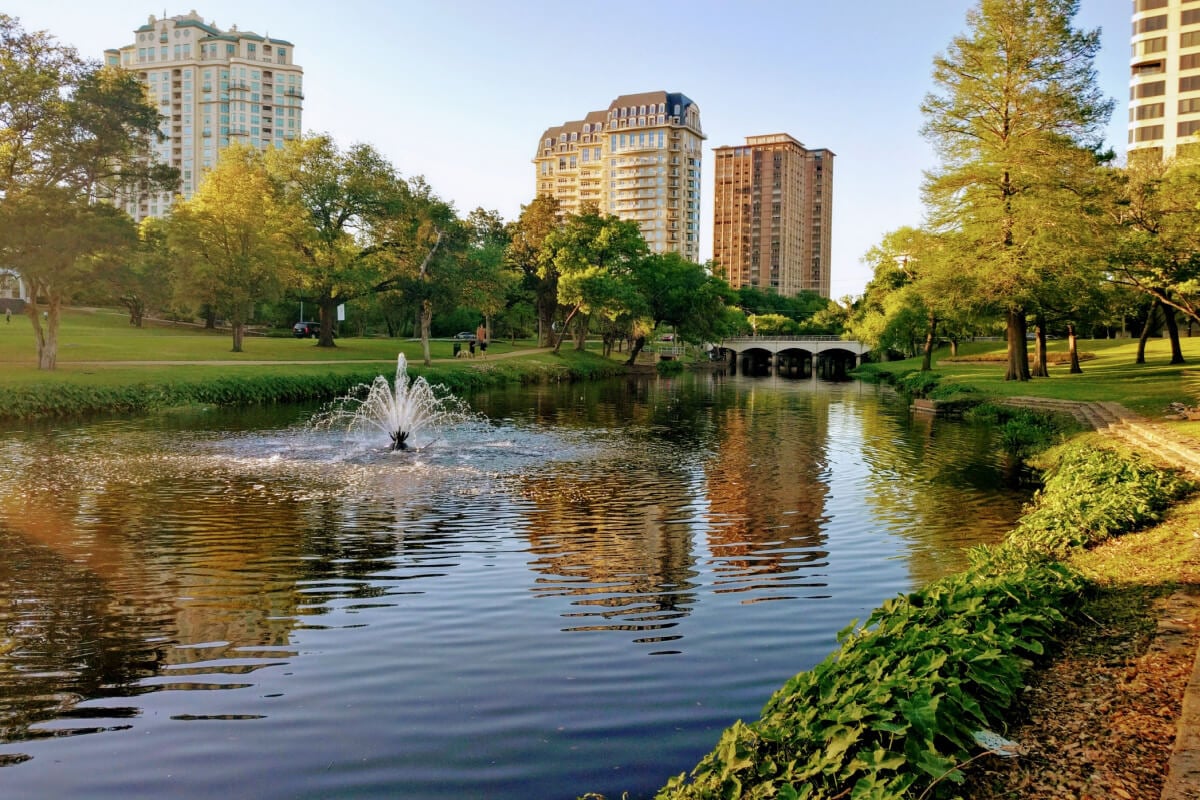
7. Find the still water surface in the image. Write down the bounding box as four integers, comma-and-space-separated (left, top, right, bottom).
0, 373, 1030, 799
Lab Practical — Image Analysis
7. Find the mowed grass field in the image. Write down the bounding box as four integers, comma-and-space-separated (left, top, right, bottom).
3, 308, 1200, 421
871, 334, 1200, 418
0, 308, 536, 388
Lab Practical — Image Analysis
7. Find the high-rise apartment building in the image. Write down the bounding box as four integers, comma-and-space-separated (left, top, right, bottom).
105, 11, 303, 220
1129, 0, 1200, 161
534, 91, 705, 262
712, 134, 834, 298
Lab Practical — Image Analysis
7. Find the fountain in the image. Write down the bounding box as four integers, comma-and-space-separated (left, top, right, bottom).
310, 354, 471, 451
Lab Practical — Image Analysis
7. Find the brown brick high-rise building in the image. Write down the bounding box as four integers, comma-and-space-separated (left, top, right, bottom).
712, 134, 833, 298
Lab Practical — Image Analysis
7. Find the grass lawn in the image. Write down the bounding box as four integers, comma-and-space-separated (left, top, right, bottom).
867, 335, 1200, 418
0, 307, 541, 386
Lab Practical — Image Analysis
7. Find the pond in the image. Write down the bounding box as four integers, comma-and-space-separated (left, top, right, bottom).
0, 370, 1031, 799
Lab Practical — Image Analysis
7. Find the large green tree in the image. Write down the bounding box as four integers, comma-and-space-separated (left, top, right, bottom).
626, 251, 735, 364
0, 14, 176, 368
167, 144, 296, 353
505, 194, 562, 347
266, 134, 411, 347
1104, 153, 1200, 365
921, 0, 1112, 381
539, 208, 647, 353
0, 187, 136, 368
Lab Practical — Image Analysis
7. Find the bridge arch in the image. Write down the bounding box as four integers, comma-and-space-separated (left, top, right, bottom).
719, 336, 870, 379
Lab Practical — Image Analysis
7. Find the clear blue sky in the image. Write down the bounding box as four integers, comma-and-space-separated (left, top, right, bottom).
10, 1, 1130, 299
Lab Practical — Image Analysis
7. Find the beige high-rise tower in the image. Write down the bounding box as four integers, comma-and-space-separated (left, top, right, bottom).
105, 10, 304, 220
533, 91, 705, 262
1129, 0, 1200, 161
712, 134, 833, 298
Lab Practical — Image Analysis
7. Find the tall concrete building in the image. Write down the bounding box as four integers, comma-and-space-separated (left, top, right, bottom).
534, 91, 705, 263
105, 11, 304, 220
1129, 0, 1200, 161
712, 134, 834, 298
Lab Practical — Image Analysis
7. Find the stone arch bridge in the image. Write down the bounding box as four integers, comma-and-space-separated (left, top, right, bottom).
718, 336, 870, 379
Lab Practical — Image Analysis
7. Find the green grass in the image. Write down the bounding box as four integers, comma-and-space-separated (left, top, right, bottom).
0, 307, 534, 380
863, 336, 1200, 418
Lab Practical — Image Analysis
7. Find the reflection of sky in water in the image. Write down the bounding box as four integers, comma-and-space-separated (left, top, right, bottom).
0, 376, 1033, 800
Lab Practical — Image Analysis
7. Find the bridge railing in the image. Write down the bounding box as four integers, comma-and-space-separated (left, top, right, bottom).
721, 335, 852, 343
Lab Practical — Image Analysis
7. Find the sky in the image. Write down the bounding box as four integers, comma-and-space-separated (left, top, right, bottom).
7, 0, 1132, 299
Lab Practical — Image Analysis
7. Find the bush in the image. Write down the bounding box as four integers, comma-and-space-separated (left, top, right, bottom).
965, 403, 1083, 456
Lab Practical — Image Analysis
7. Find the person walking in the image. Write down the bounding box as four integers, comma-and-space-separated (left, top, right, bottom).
4, 307, 10, 324
475, 322, 487, 358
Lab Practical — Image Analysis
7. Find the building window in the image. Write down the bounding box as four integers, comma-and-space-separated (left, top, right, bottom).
1186, 9, 1200, 25
1132, 80, 1167, 98
1135, 14, 1168, 33
1133, 102, 1165, 119
1182, 75, 1200, 91
1136, 0, 1168, 9
1180, 120, 1200, 137
1131, 124, 1164, 142
1181, 97, 1200, 114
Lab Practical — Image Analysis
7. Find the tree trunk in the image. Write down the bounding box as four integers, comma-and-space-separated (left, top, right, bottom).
950, 338, 959, 357
1136, 300, 1159, 365
231, 321, 244, 353
1165, 303, 1185, 364
573, 313, 588, 352
1031, 314, 1049, 378
1004, 308, 1030, 382
625, 334, 647, 366
1067, 322, 1083, 374
920, 312, 937, 372
553, 304, 582, 353
420, 300, 433, 366
317, 298, 337, 348
31, 293, 59, 370
203, 306, 217, 329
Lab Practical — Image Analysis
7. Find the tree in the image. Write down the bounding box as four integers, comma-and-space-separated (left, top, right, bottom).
539, 208, 647, 353
921, 0, 1112, 381
91, 216, 173, 328
166, 144, 295, 353
505, 194, 562, 347
266, 134, 410, 348
625, 251, 735, 364
1104, 153, 1200, 365
0, 187, 136, 368
0, 14, 177, 368
461, 207, 516, 339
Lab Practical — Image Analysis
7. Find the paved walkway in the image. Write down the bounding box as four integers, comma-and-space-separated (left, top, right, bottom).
1002, 398, 1200, 799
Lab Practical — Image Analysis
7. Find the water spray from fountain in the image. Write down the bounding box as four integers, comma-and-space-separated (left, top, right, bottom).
310, 354, 473, 452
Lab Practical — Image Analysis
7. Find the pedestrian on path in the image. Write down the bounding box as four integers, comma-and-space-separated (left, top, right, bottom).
4, 307, 10, 324
476, 322, 487, 358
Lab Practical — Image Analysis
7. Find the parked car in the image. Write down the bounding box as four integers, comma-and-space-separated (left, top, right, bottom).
293, 321, 320, 338
454, 331, 476, 340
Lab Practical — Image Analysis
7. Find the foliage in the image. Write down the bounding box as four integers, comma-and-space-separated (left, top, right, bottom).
505, 194, 563, 346
166, 144, 296, 352
0, 15, 176, 369
920, 0, 1112, 381
985, 440, 1195, 562
964, 403, 1083, 455
656, 561, 1084, 800
655, 358, 685, 376
265, 134, 416, 347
